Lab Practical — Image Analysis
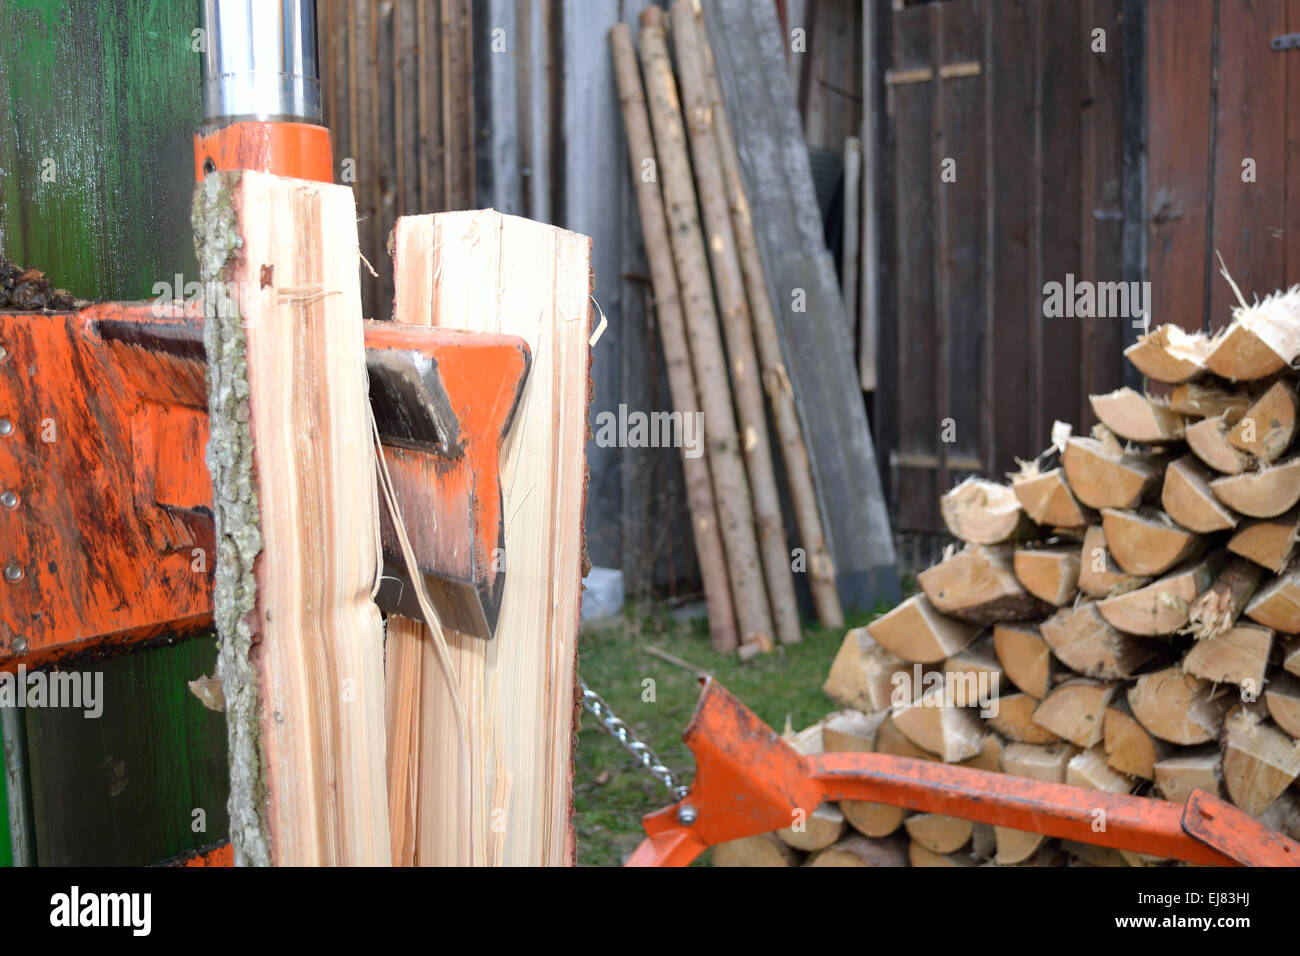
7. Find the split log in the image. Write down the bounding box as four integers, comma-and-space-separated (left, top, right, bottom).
988, 693, 1061, 744
1221, 704, 1300, 816
917, 544, 1049, 624
841, 800, 906, 838
1186, 415, 1252, 474
1096, 554, 1222, 635
1259, 790, 1300, 843
1228, 507, 1300, 572
823, 627, 914, 712
388, 210, 591, 865
1032, 680, 1117, 747
891, 685, 986, 761
944, 638, 1003, 708
821, 709, 889, 752
1103, 702, 1169, 780
999, 741, 1077, 782
1185, 556, 1263, 640
1100, 508, 1202, 576
638, 12, 774, 646
1077, 524, 1146, 597
1039, 602, 1159, 679
909, 842, 975, 867
197, 171, 389, 866
904, 813, 973, 855
1203, 287, 1300, 381
1011, 466, 1094, 528
1226, 379, 1299, 462
1127, 668, 1232, 745
994, 829, 1049, 866
1062, 438, 1163, 510
1162, 456, 1238, 533
875, 714, 941, 761
1287, 637, 1300, 677
941, 477, 1034, 544
712, 832, 800, 866
962, 733, 1006, 772
611, 25, 736, 648
994, 624, 1055, 699
1089, 387, 1184, 443
1063, 841, 1131, 867
1124, 323, 1211, 383
805, 833, 908, 867
1013, 545, 1080, 606
865, 595, 980, 664
1154, 746, 1224, 803
1210, 456, 1300, 518
1066, 747, 1135, 793
777, 802, 846, 852
668, 3, 802, 644
1169, 380, 1254, 420
1265, 672, 1300, 739
1185, 625, 1273, 690
1243, 563, 1300, 632
691, 14, 845, 629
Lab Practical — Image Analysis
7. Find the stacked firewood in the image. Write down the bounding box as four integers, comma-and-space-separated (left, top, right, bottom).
715, 291, 1300, 866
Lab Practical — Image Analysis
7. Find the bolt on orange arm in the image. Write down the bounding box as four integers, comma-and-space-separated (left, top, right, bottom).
626, 678, 1300, 867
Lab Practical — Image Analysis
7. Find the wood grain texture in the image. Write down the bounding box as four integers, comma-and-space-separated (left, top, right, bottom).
387, 210, 590, 865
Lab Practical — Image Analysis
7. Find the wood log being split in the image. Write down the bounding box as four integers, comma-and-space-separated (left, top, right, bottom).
1103, 702, 1169, 780
988, 693, 1061, 743
1096, 554, 1223, 635
1183, 624, 1273, 690
1039, 601, 1159, 679
777, 802, 846, 852
1062, 437, 1163, 510
1089, 387, 1185, 443
892, 684, 987, 761
638, 12, 774, 647
821, 708, 889, 753
197, 171, 389, 866
1221, 704, 1300, 817
823, 626, 915, 712
611, 25, 737, 649
993, 623, 1055, 699
1226, 379, 1299, 462
1123, 324, 1211, 383
1154, 745, 1224, 803
841, 800, 906, 838
1204, 286, 1300, 381
1169, 380, 1255, 420
1228, 507, 1300, 573
1162, 456, 1238, 533
1032, 679, 1117, 748
1211, 456, 1300, 518
1126, 668, 1232, 745
904, 813, 974, 855
1011, 465, 1094, 528
1100, 507, 1202, 577
1013, 545, 1080, 606
1186, 414, 1252, 475
712, 832, 800, 866
941, 477, 1035, 544
1077, 524, 1146, 597
1243, 563, 1300, 632
865, 595, 980, 664
1185, 556, 1264, 640
806, 833, 909, 867
1066, 746, 1135, 794
1264, 672, 1300, 739
917, 544, 1049, 623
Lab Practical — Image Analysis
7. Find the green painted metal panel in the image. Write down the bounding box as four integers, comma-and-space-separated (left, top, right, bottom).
0, 0, 230, 864
0, 720, 11, 868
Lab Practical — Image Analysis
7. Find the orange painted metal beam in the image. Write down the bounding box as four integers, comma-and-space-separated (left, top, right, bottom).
194, 121, 333, 184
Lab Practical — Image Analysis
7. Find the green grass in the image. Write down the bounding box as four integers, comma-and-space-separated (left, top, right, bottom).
573, 602, 885, 866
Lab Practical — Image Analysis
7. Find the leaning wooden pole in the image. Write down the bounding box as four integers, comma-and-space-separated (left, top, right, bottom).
670, 0, 803, 646
196, 170, 390, 866
691, 4, 845, 628
611, 23, 738, 652
639, 9, 775, 650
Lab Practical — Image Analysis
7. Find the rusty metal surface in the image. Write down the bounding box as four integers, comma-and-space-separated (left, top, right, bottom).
1183, 789, 1300, 867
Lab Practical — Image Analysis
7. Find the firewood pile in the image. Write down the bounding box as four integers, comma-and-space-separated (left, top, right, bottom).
716, 292, 1300, 866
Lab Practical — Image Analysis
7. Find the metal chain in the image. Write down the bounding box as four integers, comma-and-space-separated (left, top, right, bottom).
579, 677, 688, 801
